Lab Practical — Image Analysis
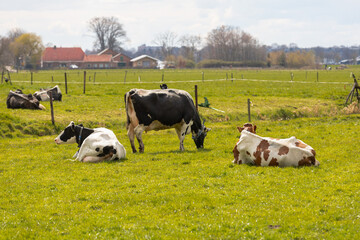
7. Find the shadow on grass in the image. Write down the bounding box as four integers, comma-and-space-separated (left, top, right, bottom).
147, 148, 212, 155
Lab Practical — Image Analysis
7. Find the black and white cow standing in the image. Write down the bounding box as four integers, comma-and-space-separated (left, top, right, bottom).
125, 88, 210, 153
55, 121, 126, 163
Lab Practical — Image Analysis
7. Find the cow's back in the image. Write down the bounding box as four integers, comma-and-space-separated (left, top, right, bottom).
125, 88, 197, 127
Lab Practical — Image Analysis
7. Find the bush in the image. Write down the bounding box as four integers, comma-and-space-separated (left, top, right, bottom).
197, 59, 267, 68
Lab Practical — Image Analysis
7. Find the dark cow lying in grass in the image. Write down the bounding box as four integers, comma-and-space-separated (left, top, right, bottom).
34, 85, 62, 101
233, 123, 319, 167
55, 121, 126, 163
6, 90, 45, 110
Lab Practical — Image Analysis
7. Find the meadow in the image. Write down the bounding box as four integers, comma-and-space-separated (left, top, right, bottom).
1, 67, 360, 239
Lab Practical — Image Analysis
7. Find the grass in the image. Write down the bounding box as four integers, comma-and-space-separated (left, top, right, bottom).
1, 68, 360, 239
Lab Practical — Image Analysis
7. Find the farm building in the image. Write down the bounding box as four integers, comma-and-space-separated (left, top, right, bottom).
41, 47, 133, 69
83, 54, 114, 69
131, 55, 159, 69
41, 46, 85, 69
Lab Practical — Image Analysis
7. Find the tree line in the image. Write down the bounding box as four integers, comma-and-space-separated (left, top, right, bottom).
1, 16, 359, 70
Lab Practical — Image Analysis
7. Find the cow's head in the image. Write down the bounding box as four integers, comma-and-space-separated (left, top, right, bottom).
55, 121, 81, 144
237, 123, 256, 134
192, 120, 211, 149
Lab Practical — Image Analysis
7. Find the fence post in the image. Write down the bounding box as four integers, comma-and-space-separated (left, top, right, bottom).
31, 72, 33, 85
49, 91, 55, 125
7, 70, 12, 85
195, 85, 198, 111
317, 72, 319, 82
226, 73, 228, 80
162, 72, 164, 82
231, 73, 233, 82
1, 70, 4, 83
124, 70, 127, 84
64, 72, 68, 94
247, 98, 251, 122
52, 76, 54, 82
94, 72, 96, 83
83, 71, 86, 94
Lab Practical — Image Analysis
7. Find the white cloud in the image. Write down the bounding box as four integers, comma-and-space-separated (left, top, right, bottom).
1, 0, 360, 50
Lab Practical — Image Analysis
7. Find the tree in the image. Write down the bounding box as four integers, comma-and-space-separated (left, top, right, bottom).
0, 36, 13, 68
88, 17, 126, 52
153, 31, 178, 59
206, 25, 266, 63
10, 33, 44, 69
179, 34, 201, 62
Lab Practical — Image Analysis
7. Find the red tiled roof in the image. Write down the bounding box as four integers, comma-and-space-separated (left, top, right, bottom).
42, 47, 85, 62
84, 54, 112, 62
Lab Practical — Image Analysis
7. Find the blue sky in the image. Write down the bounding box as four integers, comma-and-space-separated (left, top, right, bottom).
1, 0, 359, 50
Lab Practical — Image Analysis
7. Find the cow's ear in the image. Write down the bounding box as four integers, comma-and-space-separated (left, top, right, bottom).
70, 121, 75, 131
253, 125, 257, 133
237, 127, 244, 132
79, 124, 83, 127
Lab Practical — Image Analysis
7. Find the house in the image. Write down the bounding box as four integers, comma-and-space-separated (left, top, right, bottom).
41, 46, 85, 69
131, 55, 159, 69
83, 54, 114, 69
98, 48, 131, 68
113, 53, 131, 68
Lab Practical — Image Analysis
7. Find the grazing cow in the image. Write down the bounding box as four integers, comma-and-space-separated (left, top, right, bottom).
34, 85, 62, 101
125, 88, 210, 153
6, 90, 45, 110
233, 123, 319, 167
55, 121, 126, 163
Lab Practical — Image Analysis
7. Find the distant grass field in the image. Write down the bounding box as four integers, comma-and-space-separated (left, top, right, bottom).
1, 67, 360, 239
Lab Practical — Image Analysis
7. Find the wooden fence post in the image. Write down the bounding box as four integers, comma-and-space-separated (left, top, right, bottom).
64, 72, 68, 94
52, 76, 54, 82
195, 85, 198, 111
31, 72, 33, 85
49, 91, 55, 125
124, 70, 127, 84
247, 98, 251, 122
317, 72, 319, 82
162, 72, 164, 82
83, 71, 86, 94
7, 70, 12, 85
1, 70, 4, 84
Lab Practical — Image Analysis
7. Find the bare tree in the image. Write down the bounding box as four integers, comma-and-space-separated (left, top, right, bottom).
88, 17, 126, 52
206, 25, 266, 62
0, 36, 13, 68
153, 31, 178, 59
179, 34, 201, 61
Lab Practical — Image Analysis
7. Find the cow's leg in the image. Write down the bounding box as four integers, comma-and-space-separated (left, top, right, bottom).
82, 155, 112, 163
134, 126, 145, 153
127, 124, 137, 153
175, 128, 185, 151
176, 123, 190, 151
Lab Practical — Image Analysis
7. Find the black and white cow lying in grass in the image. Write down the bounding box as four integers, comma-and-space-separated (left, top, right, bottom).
55, 121, 126, 163
7, 90, 46, 110
34, 85, 62, 101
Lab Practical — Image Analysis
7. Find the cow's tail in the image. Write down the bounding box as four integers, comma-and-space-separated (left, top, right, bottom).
124, 92, 131, 130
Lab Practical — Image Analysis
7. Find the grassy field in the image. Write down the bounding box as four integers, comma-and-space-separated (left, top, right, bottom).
1, 67, 360, 239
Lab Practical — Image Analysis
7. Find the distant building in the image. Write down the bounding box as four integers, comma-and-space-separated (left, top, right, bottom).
83, 54, 114, 69
131, 55, 159, 68
41, 46, 156, 69
41, 46, 85, 69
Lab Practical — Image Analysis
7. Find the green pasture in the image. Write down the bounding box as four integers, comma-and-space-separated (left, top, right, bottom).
1, 67, 360, 239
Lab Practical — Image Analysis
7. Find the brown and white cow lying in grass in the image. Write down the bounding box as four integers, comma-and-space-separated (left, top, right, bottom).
233, 123, 319, 167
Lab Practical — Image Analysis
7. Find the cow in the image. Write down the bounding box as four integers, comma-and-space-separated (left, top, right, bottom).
125, 88, 210, 153
233, 123, 319, 167
34, 85, 62, 101
55, 121, 126, 163
6, 90, 45, 110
